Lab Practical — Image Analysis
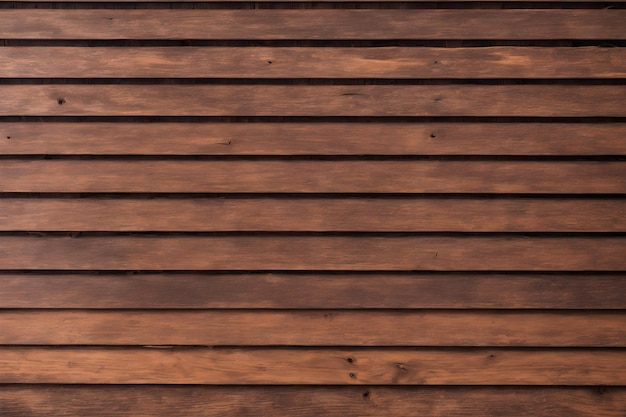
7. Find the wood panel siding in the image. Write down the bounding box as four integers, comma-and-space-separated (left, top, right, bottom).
0, 1, 624, 416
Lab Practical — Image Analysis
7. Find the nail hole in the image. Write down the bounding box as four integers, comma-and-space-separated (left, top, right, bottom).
267, 61, 272, 64
57, 98, 66, 105
362, 391, 370, 399
434, 60, 440, 64
347, 357, 354, 363
349, 373, 356, 379
430, 133, 437, 138
6, 136, 10, 139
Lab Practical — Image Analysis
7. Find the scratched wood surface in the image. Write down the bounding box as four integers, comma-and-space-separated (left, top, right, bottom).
0, 1, 624, 416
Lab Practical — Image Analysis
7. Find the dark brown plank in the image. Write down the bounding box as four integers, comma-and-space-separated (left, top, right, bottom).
3, 47, 625, 78
2, 198, 625, 232
1, 311, 623, 346
1, 347, 623, 385
3, 123, 626, 156
0, 236, 624, 271
2, 386, 625, 417
2, 161, 625, 193
0, 10, 624, 40
1, 85, 624, 117
1, 273, 624, 309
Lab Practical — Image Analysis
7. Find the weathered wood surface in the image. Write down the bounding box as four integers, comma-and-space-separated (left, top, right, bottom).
1, 273, 624, 309
3, 123, 626, 156
1, 310, 623, 346
3, 47, 625, 78
3, 386, 625, 417
1, 348, 624, 385
2, 161, 625, 193
2, 198, 625, 232
1, 85, 625, 117
0, 236, 624, 271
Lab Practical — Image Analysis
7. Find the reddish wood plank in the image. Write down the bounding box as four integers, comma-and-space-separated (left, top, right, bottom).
1, 85, 624, 117
2, 47, 624, 78
0, 10, 624, 40
1, 273, 624, 309
0, 311, 623, 346
2, 386, 625, 417
1, 347, 623, 385
2, 161, 625, 193
2, 123, 626, 156
1, 198, 625, 232
0, 236, 624, 271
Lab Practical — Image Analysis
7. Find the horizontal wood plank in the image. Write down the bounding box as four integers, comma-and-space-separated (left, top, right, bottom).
0, 236, 624, 271
2, 386, 625, 417
1, 10, 624, 40
2, 161, 625, 193
1, 347, 624, 385
1, 273, 624, 309
1, 85, 625, 117
0, 311, 623, 346
2, 198, 625, 232
3, 123, 626, 156
3, 47, 625, 78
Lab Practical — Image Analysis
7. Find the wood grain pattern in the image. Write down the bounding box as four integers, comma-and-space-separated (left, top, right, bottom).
1, 311, 623, 346
3, 123, 626, 156
3, 47, 625, 78
1, 273, 624, 309
1, 347, 624, 385
1, 85, 625, 117
2, 386, 625, 417
0, 236, 624, 271
2, 161, 625, 193
1, 10, 624, 40
2, 198, 625, 232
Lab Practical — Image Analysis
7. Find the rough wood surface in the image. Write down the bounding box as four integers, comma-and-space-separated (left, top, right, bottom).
1, 85, 624, 117
1, 310, 623, 346
1, 10, 624, 40
2, 386, 625, 417
0, 236, 624, 271
1, 347, 623, 385
2, 198, 625, 232
1, 273, 624, 309
2, 161, 625, 193
3, 47, 625, 78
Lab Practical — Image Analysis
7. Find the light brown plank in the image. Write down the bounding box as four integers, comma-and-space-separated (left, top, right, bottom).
1, 273, 624, 309
1, 85, 624, 117
0, 10, 624, 40
2, 47, 625, 78
1, 198, 625, 232
2, 161, 625, 193
2, 386, 625, 417
0, 311, 623, 346
0, 236, 624, 271
3, 123, 626, 156
1, 347, 624, 385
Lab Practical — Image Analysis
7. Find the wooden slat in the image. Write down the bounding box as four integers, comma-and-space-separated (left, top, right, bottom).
1, 273, 624, 309
1, 311, 623, 346
2, 47, 625, 78
2, 161, 625, 193
3, 123, 626, 156
2, 386, 625, 417
1, 85, 625, 117
0, 236, 624, 271
1, 347, 624, 385
2, 198, 625, 232
0, 10, 624, 40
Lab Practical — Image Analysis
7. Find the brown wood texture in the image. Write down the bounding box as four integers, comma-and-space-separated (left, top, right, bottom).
1, 310, 623, 346
1, 273, 624, 309
1, 347, 624, 385
3, 123, 626, 156
2, 198, 625, 232
1, 10, 624, 40
3, 47, 625, 78
0, 236, 624, 271
2, 386, 625, 417
1, 85, 625, 117
2, 161, 625, 193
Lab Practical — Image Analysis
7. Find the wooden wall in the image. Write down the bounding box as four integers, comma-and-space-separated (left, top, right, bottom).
0, 1, 625, 416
